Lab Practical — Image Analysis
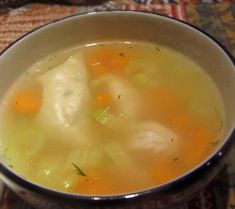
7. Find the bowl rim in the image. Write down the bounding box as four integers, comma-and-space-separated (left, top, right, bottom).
0, 10, 235, 202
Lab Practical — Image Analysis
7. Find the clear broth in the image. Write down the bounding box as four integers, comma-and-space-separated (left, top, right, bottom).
0, 42, 224, 195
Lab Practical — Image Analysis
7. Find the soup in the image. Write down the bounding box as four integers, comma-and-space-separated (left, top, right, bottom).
0, 42, 224, 195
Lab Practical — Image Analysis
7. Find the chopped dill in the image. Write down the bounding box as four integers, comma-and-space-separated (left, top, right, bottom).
8, 165, 13, 168
63, 90, 73, 97
72, 162, 86, 177
173, 158, 179, 161
155, 45, 160, 51
4, 156, 11, 161
46, 66, 53, 70
117, 94, 121, 99
210, 140, 220, 146
119, 53, 125, 58
171, 138, 174, 143
214, 108, 223, 132
49, 55, 57, 61
95, 106, 110, 121
1, 147, 11, 161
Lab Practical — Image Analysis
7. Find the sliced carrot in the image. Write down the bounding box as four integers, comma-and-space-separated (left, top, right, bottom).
146, 86, 213, 168
153, 87, 184, 113
143, 86, 184, 124
96, 49, 129, 72
95, 93, 113, 107
165, 113, 213, 169
11, 90, 42, 115
86, 47, 129, 75
150, 162, 179, 185
74, 172, 110, 195
180, 127, 213, 167
90, 63, 108, 77
107, 58, 129, 73
167, 114, 195, 136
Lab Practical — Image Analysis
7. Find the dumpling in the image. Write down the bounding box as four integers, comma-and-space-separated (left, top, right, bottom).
109, 76, 139, 119
130, 121, 179, 155
36, 52, 90, 145
95, 74, 139, 120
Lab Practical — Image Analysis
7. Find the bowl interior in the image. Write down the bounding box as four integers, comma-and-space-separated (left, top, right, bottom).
0, 11, 235, 192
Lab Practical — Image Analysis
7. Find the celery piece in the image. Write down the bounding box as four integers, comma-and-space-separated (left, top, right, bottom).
18, 127, 44, 158
85, 147, 103, 168
90, 75, 109, 90
94, 108, 120, 130
63, 173, 78, 192
34, 160, 63, 190
104, 142, 133, 166
36, 161, 58, 178
67, 146, 103, 171
91, 78, 102, 89
124, 60, 157, 77
4, 146, 30, 176
132, 73, 148, 87
94, 108, 109, 124
6, 119, 45, 158
66, 149, 86, 171
0, 119, 44, 177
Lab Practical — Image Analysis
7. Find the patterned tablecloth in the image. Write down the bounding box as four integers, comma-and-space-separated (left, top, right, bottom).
0, 1, 234, 209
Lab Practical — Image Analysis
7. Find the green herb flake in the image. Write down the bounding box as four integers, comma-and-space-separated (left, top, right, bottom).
171, 138, 174, 143
155, 45, 160, 51
210, 140, 220, 146
119, 53, 125, 58
117, 94, 121, 99
63, 90, 73, 97
173, 158, 179, 161
94, 107, 110, 123
1, 147, 11, 161
214, 108, 223, 132
48, 55, 56, 61
72, 162, 86, 177
132, 73, 148, 87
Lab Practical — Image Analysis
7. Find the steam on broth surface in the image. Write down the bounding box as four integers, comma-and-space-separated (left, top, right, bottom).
0, 42, 224, 195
